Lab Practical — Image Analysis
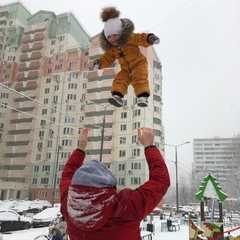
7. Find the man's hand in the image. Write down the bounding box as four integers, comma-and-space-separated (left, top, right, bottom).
137, 127, 154, 148
78, 128, 90, 151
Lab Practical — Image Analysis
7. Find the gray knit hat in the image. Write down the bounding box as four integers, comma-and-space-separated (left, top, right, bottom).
71, 159, 117, 188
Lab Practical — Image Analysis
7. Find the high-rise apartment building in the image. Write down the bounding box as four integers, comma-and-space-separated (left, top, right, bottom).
192, 137, 240, 182
0, 2, 164, 204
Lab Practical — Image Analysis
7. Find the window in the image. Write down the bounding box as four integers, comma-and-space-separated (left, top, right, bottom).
61, 152, 71, 158
153, 60, 162, 70
120, 137, 126, 144
131, 177, 141, 185
132, 135, 138, 143
32, 178, 37, 184
118, 178, 125, 186
42, 165, 50, 172
51, 40, 56, 45
56, 54, 63, 61
68, 83, 78, 89
154, 129, 162, 137
121, 112, 127, 118
36, 153, 42, 161
66, 105, 75, 112
69, 62, 77, 68
40, 120, 46, 126
58, 165, 64, 171
37, 142, 43, 149
53, 96, 58, 103
45, 88, 50, 94
55, 64, 62, 70
39, 191, 47, 198
69, 72, 79, 79
62, 139, 73, 146
118, 163, 125, 171
153, 95, 161, 102
59, 45, 64, 51
65, 116, 74, 123
67, 94, 77, 100
16, 191, 21, 199
0, 93, 9, 98
41, 178, 49, 184
60, 36, 65, 41
63, 127, 74, 135
43, 98, 48, 104
50, 49, 54, 54
153, 117, 161, 125
154, 106, 161, 113
42, 109, 47, 115
46, 152, 51, 159
0, 113, 6, 119
119, 150, 126, 157
54, 85, 59, 91
46, 78, 51, 83
39, 131, 44, 137
47, 140, 52, 148
82, 82, 87, 89
34, 166, 39, 172
132, 149, 140, 157
120, 124, 127, 131
133, 109, 141, 117
131, 162, 141, 170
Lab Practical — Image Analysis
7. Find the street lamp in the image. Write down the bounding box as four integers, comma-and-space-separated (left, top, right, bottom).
165, 141, 190, 214
51, 128, 62, 207
87, 101, 111, 162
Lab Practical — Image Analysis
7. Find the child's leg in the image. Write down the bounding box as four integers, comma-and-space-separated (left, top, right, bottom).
108, 70, 130, 107
131, 63, 150, 107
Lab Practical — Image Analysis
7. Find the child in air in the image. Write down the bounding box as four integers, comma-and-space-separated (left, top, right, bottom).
93, 6, 160, 108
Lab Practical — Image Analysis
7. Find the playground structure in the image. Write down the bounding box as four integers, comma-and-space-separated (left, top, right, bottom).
188, 173, 240, 240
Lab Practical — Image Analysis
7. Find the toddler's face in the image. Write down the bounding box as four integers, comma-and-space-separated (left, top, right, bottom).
107, 34, 120, 46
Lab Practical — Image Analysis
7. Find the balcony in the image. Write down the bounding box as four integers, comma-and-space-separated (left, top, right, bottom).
0, 169, 29, 178
86, 91, 111, 102
84, 115, 113, 125
4, 145, 32, 154
6, 133, 33, 142
1, 157, 30, 166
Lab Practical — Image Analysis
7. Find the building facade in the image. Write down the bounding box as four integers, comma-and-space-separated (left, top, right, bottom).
192, 137, 240, 183
0, 2, 164, 204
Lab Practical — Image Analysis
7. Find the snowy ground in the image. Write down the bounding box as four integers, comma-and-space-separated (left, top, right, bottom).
0, 216, 190, 240
1, 216, 239, 240
1, 225, 190, 240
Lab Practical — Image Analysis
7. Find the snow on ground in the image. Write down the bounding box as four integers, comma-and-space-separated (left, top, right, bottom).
1, 225, 190, 240
1, 216, 190, 240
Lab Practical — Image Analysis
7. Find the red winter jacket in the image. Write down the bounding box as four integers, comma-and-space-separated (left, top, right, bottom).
60, 147, 170, 240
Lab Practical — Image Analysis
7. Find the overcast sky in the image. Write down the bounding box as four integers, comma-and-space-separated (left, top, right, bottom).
2, 0, 240, 180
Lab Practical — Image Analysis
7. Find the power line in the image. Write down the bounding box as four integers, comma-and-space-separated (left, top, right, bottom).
148, 0, 207, 31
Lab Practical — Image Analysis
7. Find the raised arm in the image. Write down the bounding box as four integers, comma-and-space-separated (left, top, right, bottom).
59, 128, 90, 217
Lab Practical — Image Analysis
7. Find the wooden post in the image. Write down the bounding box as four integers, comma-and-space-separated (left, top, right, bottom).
219, 201, 223, 223
200, 201, 205, 222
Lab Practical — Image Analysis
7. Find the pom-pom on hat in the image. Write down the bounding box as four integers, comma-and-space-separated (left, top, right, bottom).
72, 159, 117, 188
101, 6, 123, 38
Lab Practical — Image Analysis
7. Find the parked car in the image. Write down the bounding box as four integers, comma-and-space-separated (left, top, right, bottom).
151, 207, 163, 215
32, 207, 61, 228
178, 205, 193, 213
0, 208, 32, 232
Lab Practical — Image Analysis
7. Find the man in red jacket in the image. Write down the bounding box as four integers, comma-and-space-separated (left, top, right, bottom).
60, 127, 170, 240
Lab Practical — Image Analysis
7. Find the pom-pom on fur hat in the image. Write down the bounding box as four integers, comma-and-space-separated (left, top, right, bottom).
101, 6, 123, 39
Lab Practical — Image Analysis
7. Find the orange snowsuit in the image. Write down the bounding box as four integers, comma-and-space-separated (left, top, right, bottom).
98, 33, 151, 97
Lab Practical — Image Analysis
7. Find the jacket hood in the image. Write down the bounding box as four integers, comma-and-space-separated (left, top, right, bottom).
67, 185, 117, 232
100, 18, 135, 51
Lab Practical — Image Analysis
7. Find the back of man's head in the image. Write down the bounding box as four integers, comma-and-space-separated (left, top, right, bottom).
71, 159, 117, 188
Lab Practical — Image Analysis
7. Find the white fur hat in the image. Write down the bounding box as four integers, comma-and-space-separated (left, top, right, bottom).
104, 17, 123, 38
